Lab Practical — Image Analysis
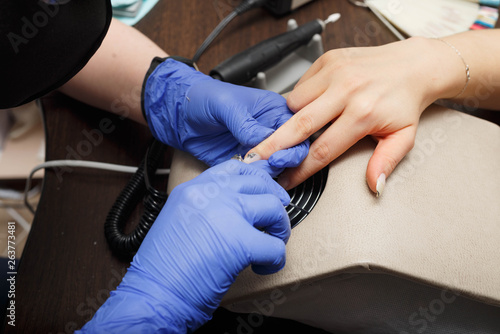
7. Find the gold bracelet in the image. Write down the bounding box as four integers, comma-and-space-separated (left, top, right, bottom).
435, 38, 470, 98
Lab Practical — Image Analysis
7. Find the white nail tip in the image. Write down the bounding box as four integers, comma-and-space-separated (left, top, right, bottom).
376, 173, 386, 198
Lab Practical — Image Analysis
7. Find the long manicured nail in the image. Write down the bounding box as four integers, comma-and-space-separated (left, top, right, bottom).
243, 152, 261, 163
376, 173, 386, 198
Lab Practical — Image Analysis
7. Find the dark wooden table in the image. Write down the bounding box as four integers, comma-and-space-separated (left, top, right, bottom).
5, 1, 497, 333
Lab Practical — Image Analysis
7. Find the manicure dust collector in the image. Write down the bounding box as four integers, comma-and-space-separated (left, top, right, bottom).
166, 104, 500, 333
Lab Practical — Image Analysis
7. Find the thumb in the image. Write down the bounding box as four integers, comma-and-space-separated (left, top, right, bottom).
366, 126, 417, 196
247, 232, 287, 275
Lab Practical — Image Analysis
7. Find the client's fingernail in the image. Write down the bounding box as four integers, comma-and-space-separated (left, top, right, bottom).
243, 152, 261, 163
376, 173, 386, 198
278, 175, 290, 190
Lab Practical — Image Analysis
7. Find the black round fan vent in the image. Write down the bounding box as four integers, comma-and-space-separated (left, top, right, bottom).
286, 166, 329, 229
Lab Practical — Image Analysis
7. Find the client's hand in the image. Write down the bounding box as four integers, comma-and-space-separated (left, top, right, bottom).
247, 37, 467, 195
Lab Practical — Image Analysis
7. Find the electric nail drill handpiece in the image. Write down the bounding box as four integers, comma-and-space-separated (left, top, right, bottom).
209, 13, 341, 84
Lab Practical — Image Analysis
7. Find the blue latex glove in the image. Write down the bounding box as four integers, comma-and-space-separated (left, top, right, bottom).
78, 160, 291, 333
143, 58, 309, 168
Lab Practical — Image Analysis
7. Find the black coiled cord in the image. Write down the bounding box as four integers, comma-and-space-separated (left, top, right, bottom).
104, 139, 168, 260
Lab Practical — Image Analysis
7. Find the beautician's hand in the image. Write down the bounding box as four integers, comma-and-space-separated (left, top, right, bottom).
143, 58, 309, 168
78, 160, 291, 333
247, 37, 467, 195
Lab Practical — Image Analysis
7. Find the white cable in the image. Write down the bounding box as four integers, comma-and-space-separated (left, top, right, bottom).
30, 160, 170, 175
6, 207, 31, 233
0, 185, 40, 201
24, 159, 170, 214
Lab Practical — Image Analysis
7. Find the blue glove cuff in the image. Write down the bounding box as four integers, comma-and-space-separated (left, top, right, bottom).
141, 56, 196, 121
142, 57, 204, 149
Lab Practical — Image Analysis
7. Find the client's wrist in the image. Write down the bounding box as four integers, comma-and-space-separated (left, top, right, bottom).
425, 37, 470, 100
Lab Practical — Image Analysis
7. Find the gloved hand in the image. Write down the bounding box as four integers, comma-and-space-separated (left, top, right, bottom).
78, 160, 291, 333
143, 58, 309, 168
